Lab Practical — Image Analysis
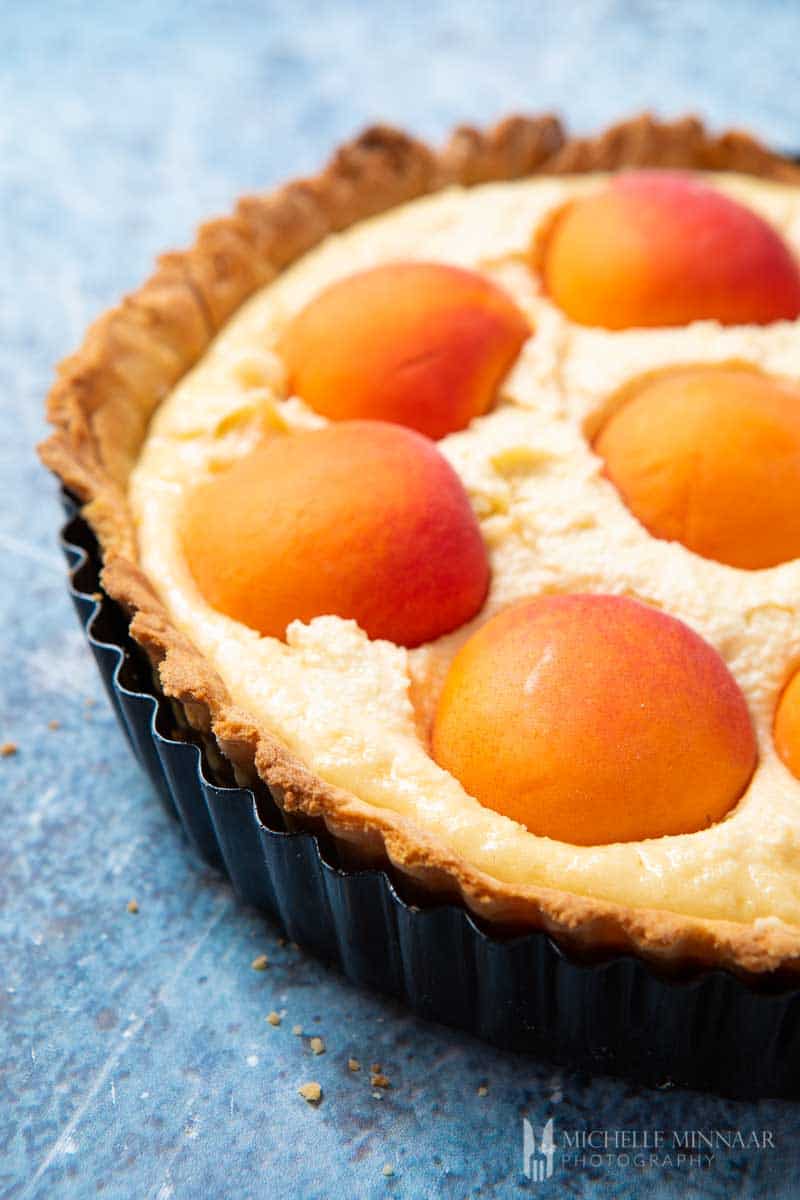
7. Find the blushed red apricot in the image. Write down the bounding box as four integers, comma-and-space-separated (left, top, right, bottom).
431, 594, 756, 845
775, 671, 800, 780
541, 172, 800, 329
182, 420, 489, 647
595, 365, 800, 569
278, 262, 530, 439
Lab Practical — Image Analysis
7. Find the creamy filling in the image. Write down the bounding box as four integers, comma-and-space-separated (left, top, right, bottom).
130, 172, 800, 926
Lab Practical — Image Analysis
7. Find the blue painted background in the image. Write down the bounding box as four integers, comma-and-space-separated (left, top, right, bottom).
2, 1, 800, 1195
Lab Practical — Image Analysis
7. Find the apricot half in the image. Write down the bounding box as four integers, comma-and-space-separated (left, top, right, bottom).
279, 262, 530, 439
595, 365, 800, 570
541, 172, 800, 329
182, 420, 489, 647
431, 594, 756, 845
775, 671, 800, 780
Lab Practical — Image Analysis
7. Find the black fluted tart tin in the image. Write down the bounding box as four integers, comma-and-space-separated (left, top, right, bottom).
59, 492, 800, 1099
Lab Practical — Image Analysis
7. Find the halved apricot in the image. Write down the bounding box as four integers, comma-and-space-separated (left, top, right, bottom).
541, 172, 800, 329
775, 671, 800, 779
431, 594, 756, 845
279, 262, 530, 438
595, 365, 800, 569
182, 420, 490, 647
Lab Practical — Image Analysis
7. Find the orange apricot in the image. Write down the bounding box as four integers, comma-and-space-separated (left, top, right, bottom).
775, 670, 800, 780
431, 594, 756, 845
278, 262, 530, 439
541, 172, 800, 329
182, 420, 489, 647
595, 365, 800, 569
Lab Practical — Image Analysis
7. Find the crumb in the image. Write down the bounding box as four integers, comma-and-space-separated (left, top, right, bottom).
266, 1011, 281, 1027
1, 742, 17, 758
347, 1058, 361, 1073
477, 1084, 488, 1097
48, 719, 60, 731
251, 954, 269, 971
382, 1164, 394, 1177
91, 592, 103, 603
370, 1072, 391, 1089
277, 936, 287, 947
371, 1062, 382, 1073
372, 1091, 383, 1100
292, 1024, 303, 1036
309, 1036, 325, 1055
126, 899, 139, 914
298, 1082, 322, 1105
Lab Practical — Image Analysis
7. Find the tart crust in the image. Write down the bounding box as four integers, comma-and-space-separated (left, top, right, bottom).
40, 113, 800, 976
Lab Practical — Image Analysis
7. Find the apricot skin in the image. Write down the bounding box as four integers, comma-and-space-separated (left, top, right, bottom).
541, 172, 800, 329
595, 366, 800, 570
182, 420, 489, 648
431, 594, 756, 846
279, 262, 530, 439
775, 672, 800, 780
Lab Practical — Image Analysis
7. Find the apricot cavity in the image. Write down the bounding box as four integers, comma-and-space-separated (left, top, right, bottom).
541, 172, 800, 329
431, 594, 756, 845
182, 420, 489, 647
279, 262, 530, 439
595, 366, 800, 570
775, 671, 800, 780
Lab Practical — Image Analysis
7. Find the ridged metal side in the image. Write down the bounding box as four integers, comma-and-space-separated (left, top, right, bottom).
59, 497, 800, 1098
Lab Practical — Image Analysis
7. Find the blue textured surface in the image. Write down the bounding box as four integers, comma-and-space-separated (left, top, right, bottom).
3, 2, 800, 1196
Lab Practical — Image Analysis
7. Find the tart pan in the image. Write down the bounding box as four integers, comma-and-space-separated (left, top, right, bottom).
59, 491, 800, 1099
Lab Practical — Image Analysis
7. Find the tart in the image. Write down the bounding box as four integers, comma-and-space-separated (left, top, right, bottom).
41, 113, 800, 979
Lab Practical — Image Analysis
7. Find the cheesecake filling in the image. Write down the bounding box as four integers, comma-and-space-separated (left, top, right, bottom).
130, 172, 800, 926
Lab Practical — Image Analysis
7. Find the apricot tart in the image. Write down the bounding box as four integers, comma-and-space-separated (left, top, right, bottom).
41, 114, 800, 980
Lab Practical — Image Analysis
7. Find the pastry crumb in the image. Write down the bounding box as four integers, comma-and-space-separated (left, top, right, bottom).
91, 591, 103, 603
371, 1090, 383, 1100
347, 1057, 361, 1072
477, 1084, 488, 1097
382, 1164, 394, 1177
266, 1011, 281, 1026
309, 1036, 325, 1055
126, 899, 139, 914
370, 1072, 391, 1089
298, 1082, 322, 1104
251, 954, 269, 971
1, 742, 17, 758
48, 719, 61, 731
292, 1024, 303, 1036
